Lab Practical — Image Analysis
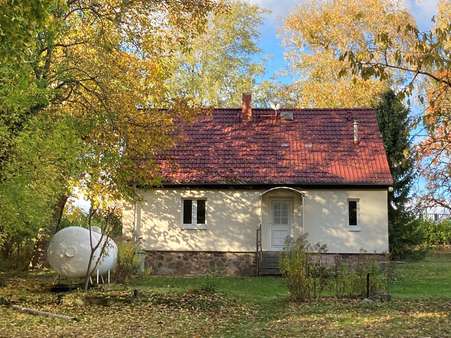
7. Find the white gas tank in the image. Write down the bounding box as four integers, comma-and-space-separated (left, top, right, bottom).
47, 226, 118, 278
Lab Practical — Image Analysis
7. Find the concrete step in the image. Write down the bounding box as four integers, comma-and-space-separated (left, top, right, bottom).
260, 267, 281, 275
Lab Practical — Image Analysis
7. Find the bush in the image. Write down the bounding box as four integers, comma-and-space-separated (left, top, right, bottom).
422, 219, 451, 247
389, 215, 426, 259
0, 233, 36, 271
281, 235, 391, 302
334, 256, 390, 298
0, 244, 34, 271
279, 234, 328, 301
199, 273, 218, 293
115, 240, 141, 283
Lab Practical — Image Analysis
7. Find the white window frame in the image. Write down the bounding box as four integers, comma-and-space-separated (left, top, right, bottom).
181, 198, 207, 230
347, 198, 361, 232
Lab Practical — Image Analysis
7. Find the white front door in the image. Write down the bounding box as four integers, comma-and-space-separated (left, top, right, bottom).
270, 199, 291, 250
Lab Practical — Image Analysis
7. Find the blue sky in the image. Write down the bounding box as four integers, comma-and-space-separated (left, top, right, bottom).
75, 1, 440, 211
246, 0, 440, 82
243, 0, 440, 198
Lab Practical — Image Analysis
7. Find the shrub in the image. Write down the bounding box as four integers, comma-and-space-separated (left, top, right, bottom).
390, 215, 426, 259
422, 219, 451, 247
279, 234, 328, 302
280, 235, 391, 301
199, 273, 218, 293
334, 256, 390, 298
0, 233, 36, 271
115, 240, 141, 283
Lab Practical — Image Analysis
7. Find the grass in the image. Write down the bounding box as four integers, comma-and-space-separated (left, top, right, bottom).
132, 275, 288, 302
0, 252, 450, 337
390, 251, 451, 298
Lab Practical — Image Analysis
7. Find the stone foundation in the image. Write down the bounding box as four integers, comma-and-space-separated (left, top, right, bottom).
144, 251, 388, 276
144, 251, 256, 276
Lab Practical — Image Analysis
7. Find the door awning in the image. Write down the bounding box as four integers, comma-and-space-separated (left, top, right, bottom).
260, 187, 305, 197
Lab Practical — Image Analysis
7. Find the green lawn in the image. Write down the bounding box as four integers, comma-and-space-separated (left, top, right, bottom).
390, 251, 451, 298
0, 252, 450, 337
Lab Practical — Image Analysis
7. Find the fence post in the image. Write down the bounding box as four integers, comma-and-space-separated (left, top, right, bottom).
366, 273, 370, 298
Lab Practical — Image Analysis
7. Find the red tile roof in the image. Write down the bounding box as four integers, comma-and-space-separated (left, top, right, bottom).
157, 108, 393, 186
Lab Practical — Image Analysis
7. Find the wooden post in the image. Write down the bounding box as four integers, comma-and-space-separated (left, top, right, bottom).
366, 273, 370, 298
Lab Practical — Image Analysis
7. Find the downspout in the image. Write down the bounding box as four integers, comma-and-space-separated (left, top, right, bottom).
132, 184, 145, 273
301, 193, 305, 235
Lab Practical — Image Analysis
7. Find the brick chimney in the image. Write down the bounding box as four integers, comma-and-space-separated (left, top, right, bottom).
241, 93, 252, 121
353, 120, 359, 144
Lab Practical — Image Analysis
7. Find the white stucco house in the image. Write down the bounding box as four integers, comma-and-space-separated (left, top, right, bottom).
123, 94, 393, 275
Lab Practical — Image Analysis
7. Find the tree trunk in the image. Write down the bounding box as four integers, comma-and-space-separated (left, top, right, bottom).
53, 194, 69, 233
29, 194, 68, 269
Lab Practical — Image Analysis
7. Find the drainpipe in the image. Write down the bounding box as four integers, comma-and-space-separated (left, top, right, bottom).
132, 184, 145, 273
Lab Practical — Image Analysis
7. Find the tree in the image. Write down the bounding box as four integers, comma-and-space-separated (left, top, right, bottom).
252, 79, 299, 108
376, 90, 419, 257
283, 0, 415, 108
0, 1, 219, 262
333, 0, 450, 210
83, 204, 120, 291
341, 0, 450, 97
0, 113, 84, 262
168, 1, 264, 107
415, 69, 450, 211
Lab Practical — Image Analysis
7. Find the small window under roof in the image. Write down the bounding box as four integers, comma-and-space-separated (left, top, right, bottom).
280, 111, 294, 120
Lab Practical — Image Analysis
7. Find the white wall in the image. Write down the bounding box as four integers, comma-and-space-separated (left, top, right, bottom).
303, 190, 389, 253
123, 189, 261, 252
122, 188, 389, 254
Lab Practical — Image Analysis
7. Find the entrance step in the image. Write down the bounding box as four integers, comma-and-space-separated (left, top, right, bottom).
259, 251, 282, 275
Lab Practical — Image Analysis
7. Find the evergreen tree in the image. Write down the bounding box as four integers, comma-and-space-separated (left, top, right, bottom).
376, 90, 421, 258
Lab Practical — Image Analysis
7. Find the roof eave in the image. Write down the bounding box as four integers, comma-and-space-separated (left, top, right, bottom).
136, 181, 393, 189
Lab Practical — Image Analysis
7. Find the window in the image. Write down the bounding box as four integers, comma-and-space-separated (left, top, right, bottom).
348, 199, 359, 230
182, 199, 207, 229
196, 200, 206, 224
272, 200, 289, 225
183, 200, 192, 225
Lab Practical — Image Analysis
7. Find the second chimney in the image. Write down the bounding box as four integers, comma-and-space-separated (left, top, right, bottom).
242, 93, 252, 121
353, 120, 359, 144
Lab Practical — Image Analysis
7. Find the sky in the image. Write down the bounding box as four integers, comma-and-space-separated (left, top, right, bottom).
242, 0, 441, 202
76, 1, 441, 212
246, 0, 440, 82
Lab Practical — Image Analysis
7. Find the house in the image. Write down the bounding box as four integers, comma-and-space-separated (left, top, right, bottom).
122, 94, 393, 275
421, 206, 451, 223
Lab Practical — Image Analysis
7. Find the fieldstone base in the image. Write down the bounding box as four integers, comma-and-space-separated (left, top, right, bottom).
310, 253, 389, 267
144, 251, 256, 276
144, 251, 387, 276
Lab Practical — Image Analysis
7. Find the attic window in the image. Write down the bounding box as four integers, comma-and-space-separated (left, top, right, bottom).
280, 111, 294, 120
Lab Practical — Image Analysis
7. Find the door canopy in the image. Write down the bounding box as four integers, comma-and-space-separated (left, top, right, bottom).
260, 187, 305, 197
